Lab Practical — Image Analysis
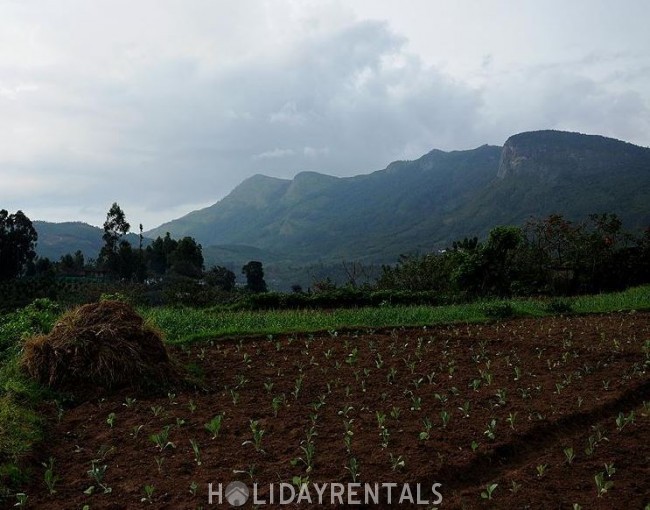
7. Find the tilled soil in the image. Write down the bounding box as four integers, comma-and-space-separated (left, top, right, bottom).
13, 312, 650, 509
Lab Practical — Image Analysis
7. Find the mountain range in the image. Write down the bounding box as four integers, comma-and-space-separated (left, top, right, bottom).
34, 130, 650, 286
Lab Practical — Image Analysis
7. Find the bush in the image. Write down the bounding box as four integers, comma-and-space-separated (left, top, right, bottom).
481, 301, 516, 319
545, 298, 575, 315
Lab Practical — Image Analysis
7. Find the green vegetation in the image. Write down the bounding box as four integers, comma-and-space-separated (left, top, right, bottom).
143, 285, 650, 343
0, 299, 59, 494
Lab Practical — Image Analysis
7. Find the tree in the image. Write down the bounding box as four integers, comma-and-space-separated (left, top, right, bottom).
205, 265, 236, 291
242, 260, 267, 292
99, 203, 131, 276
169, 237, 204, 278
146, 233, 178, 275
0, 209, 38, 280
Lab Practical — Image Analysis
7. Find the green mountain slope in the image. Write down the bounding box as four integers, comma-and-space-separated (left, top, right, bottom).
146, 130, 650, 264
37, 130, 650, 273
33, 221, 143, 261
147, 144, 503, 262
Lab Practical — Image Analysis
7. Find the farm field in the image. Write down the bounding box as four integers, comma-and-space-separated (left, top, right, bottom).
17, 311, 650, 509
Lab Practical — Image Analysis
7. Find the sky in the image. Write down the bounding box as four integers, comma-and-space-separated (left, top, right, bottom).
1, 0, 649, 229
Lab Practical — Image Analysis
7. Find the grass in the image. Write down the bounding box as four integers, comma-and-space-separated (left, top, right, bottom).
143, 285, 650, 344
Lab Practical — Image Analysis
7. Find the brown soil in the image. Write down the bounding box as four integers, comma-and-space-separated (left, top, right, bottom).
12, 312, 650, 509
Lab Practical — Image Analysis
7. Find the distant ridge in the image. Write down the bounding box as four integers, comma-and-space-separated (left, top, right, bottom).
37, 130, 650, 269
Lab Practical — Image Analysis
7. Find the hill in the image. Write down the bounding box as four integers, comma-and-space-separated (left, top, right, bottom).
33, 221, 144, 262
146, 130, 650, 265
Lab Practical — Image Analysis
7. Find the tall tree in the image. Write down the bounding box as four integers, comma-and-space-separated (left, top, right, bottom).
242, 260, 267, 292
99, 203, 131, 277
0, 209, 38, 281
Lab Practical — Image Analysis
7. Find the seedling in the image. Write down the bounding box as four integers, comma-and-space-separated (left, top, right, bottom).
205, 414, 224, 439
151, 405, 164, 417
190, 439, 202, 465
271, 394, 285, 416
264, 381, 274, 393
419, 417, 433, 441
345, 457, 360, 482
87, 462, 111, 493
481, 483, 498, 500
458, 401, 471, 418
471, 440, 479, 452
189, 481, 198, 496
564, 447, 575, 465
376, 411, 387, 429
141, 485, 155, 504
440, 410, 451, 428
389, 453, 405, 471
14, 493, 28, 507
338, 405, 354, 418
243, 420, 265, 452
43, 457, 59, 494
390, 406, 401, 420
230, 389, 240, 405
410, 396, 422, 411
292, 441, 316, 473
536, 464, 547, 477
594, 471, 613, 497
188, 399, 197, 413
380, 427, 390, 448
106, 412, 116, 428
484, 419, 497, 441
292, 374, 304, 400
509, 480, 521, 493
506, 412, 517, 430
604, 462, 616, 477
123, 397, 136, 407
131, 424, 144, 439
150, 426, 175, 450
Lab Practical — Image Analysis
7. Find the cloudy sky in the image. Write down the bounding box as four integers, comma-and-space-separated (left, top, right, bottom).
1, 0, 649, 228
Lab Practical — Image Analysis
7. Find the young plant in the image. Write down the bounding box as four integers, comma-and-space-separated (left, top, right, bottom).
536, 464, 548, 477
594, 471, 613, 497
190, 439, 202, 466
43, 457, 59, 495
87, 462, 111, 493
106, 412, 116, 428
481, 483, 498, 500
419, 417, 433, 441
243, 419, 265, 452
205, 414, 224, 439
563, 446, 575, 464
484, 419, 497, 441
458, 401, 471, 418
141, 485, 155, 504
345, 457, 360, 483
410, 395, 422, 411
440, 410, 451, 428
389, 453, 405, 471
506, 412, 517, 430
150, 425, 175, 450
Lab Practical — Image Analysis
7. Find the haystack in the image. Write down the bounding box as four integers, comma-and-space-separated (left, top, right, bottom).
22, 301, 176, 395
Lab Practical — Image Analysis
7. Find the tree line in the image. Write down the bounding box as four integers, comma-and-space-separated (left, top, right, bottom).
0, 204, 268, 293
377, 213, 650, 297
2, 205, 649, 308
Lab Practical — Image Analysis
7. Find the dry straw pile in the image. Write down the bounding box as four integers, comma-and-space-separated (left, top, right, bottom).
22, 301, 176, 395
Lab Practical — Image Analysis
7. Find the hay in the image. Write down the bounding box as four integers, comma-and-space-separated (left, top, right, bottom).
21, 301, 176, 395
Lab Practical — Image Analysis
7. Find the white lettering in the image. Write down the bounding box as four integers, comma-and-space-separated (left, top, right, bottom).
279, 483, 295, 504
431, 483, 443, 505
207, 483, 222, 505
